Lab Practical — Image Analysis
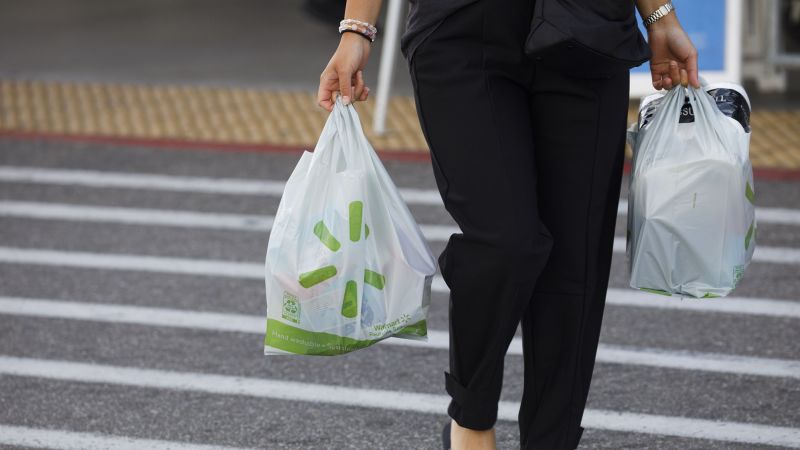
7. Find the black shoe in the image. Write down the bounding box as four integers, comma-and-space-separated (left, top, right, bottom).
442, 421, 451, 450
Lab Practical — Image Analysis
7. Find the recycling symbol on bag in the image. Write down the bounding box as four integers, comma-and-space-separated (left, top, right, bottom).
297, 200, 386, 318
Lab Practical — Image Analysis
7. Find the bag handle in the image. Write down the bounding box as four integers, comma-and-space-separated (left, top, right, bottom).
634, 83, 685, 166
331, 96, 373, 171
684, 81, 743, 162
634, 75, 742, 168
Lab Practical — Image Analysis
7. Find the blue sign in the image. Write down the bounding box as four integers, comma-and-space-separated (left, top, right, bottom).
633, 0, 726, 73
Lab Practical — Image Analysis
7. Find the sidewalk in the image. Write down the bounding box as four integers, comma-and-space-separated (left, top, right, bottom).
2, 78, 800, 173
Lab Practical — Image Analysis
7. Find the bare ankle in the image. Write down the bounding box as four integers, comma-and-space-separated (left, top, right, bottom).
450, 419, 496, 450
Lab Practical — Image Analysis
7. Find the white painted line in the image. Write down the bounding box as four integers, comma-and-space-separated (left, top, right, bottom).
2, 356, 799, 447
0, 166, 286, 195
3, 166, 799, 224
575, 409, 800, 448
1, 354, 450, 414
0, 201, 273, 231
434, 279, 800, 319
0, 424, 257, 450
2, 296, 799, 379
751, 246, 800, 265
756, 207, 800, 226
395, 187, 445, 206
1, 201, 798, 264
0, 247, 263, 279
603, 287, 800, 318
0, 200, 454, 241
0, 296, 265, 334
612, 237, 625, 252
1, 247, 798, 319
0, 166, 444, 205
592, 344, 800, 379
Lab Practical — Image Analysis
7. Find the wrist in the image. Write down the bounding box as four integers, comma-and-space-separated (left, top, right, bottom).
340, 30, 372, 48
339, 18, 377, 42
643, 1, 676, 30
646, 11, 679, 32
341, 29, 373, 44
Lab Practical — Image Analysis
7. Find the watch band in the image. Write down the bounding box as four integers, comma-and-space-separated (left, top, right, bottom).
643, 2, 675, 28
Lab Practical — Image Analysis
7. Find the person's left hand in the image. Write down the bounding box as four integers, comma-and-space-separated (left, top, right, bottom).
646, 12, 699, 90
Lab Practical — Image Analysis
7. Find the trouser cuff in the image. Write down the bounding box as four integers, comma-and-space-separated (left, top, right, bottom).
444, 371, 499, 430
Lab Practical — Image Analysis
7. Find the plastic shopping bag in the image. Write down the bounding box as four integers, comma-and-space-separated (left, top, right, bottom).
626, 81, 755, 298
263, 96, 438, 355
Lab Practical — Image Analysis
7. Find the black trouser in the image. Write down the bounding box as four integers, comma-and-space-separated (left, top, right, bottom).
407, 0, 630, 448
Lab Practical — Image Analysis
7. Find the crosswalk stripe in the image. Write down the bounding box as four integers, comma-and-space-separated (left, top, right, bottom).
0, 425, 257, 450
746, 245, 800, 264
0, 246, 797, 318
0, 201, 797, 264
2, 356, 799, 447
0, 200, 451, 238
611, 238, 800, 264
3, 165, 799, 225
0, 200, 274, 231
2, 296, 798, 379
576, 410, 800, 448
0, 246, 264, 278
601, 286, 800, 318
0, 166, 444, 205
435, 278, 800, 319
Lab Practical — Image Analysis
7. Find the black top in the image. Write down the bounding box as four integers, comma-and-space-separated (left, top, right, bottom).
400, 0, 650, 67
400, 0, 478, 62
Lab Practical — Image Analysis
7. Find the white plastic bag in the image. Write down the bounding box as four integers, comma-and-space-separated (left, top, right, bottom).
626, 82, 756, 298
263, 96, 438, 355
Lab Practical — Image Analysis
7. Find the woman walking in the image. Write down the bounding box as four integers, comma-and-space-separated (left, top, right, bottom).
317, 1, 699, 448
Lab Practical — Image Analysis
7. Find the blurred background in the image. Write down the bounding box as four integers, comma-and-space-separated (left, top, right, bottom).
1, 0, 799, 167
1, 1, 799, 449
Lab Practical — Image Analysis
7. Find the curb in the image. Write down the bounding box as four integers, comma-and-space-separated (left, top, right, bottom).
3, 130, 800, 182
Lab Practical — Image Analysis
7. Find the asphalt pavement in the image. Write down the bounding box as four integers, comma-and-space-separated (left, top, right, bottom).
0, 137, 799, 449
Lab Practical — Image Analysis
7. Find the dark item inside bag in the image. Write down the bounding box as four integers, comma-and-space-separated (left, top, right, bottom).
638, 85, 752, 133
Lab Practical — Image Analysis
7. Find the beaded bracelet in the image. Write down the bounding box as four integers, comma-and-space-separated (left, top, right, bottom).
340, 18, 377, 35
339, 18, 377, 42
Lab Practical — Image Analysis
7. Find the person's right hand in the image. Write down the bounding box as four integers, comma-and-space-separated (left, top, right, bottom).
317, 32, 372, 112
